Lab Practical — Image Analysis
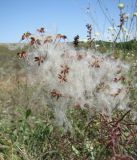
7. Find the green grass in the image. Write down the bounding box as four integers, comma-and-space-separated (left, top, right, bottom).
0, 43, 137, 159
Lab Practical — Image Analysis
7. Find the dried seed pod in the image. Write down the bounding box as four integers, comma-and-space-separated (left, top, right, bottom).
51, 89, 62, 100
90, 58, 101, 68
34, 55, 47, 66
110, 88, 122, 97
30, 37, 36, 45
21, 32, 31, 40
37, 27, 45, 33
58, 65, 70, 82
56, 34, 62, 39
44, 36, 53, 43
17, 51, 27, 59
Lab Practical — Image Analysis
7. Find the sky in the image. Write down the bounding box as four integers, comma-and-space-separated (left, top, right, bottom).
0, 0, 136, 42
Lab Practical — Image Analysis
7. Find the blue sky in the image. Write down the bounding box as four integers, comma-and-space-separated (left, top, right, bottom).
0, 0, 136, 42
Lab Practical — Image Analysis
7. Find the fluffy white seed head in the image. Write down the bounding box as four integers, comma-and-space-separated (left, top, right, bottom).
118, 3, 125, 9
20, 33, 130, 129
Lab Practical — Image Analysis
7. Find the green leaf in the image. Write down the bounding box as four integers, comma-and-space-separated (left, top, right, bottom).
72, 145, 80, 155
25, 109, 31, 119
